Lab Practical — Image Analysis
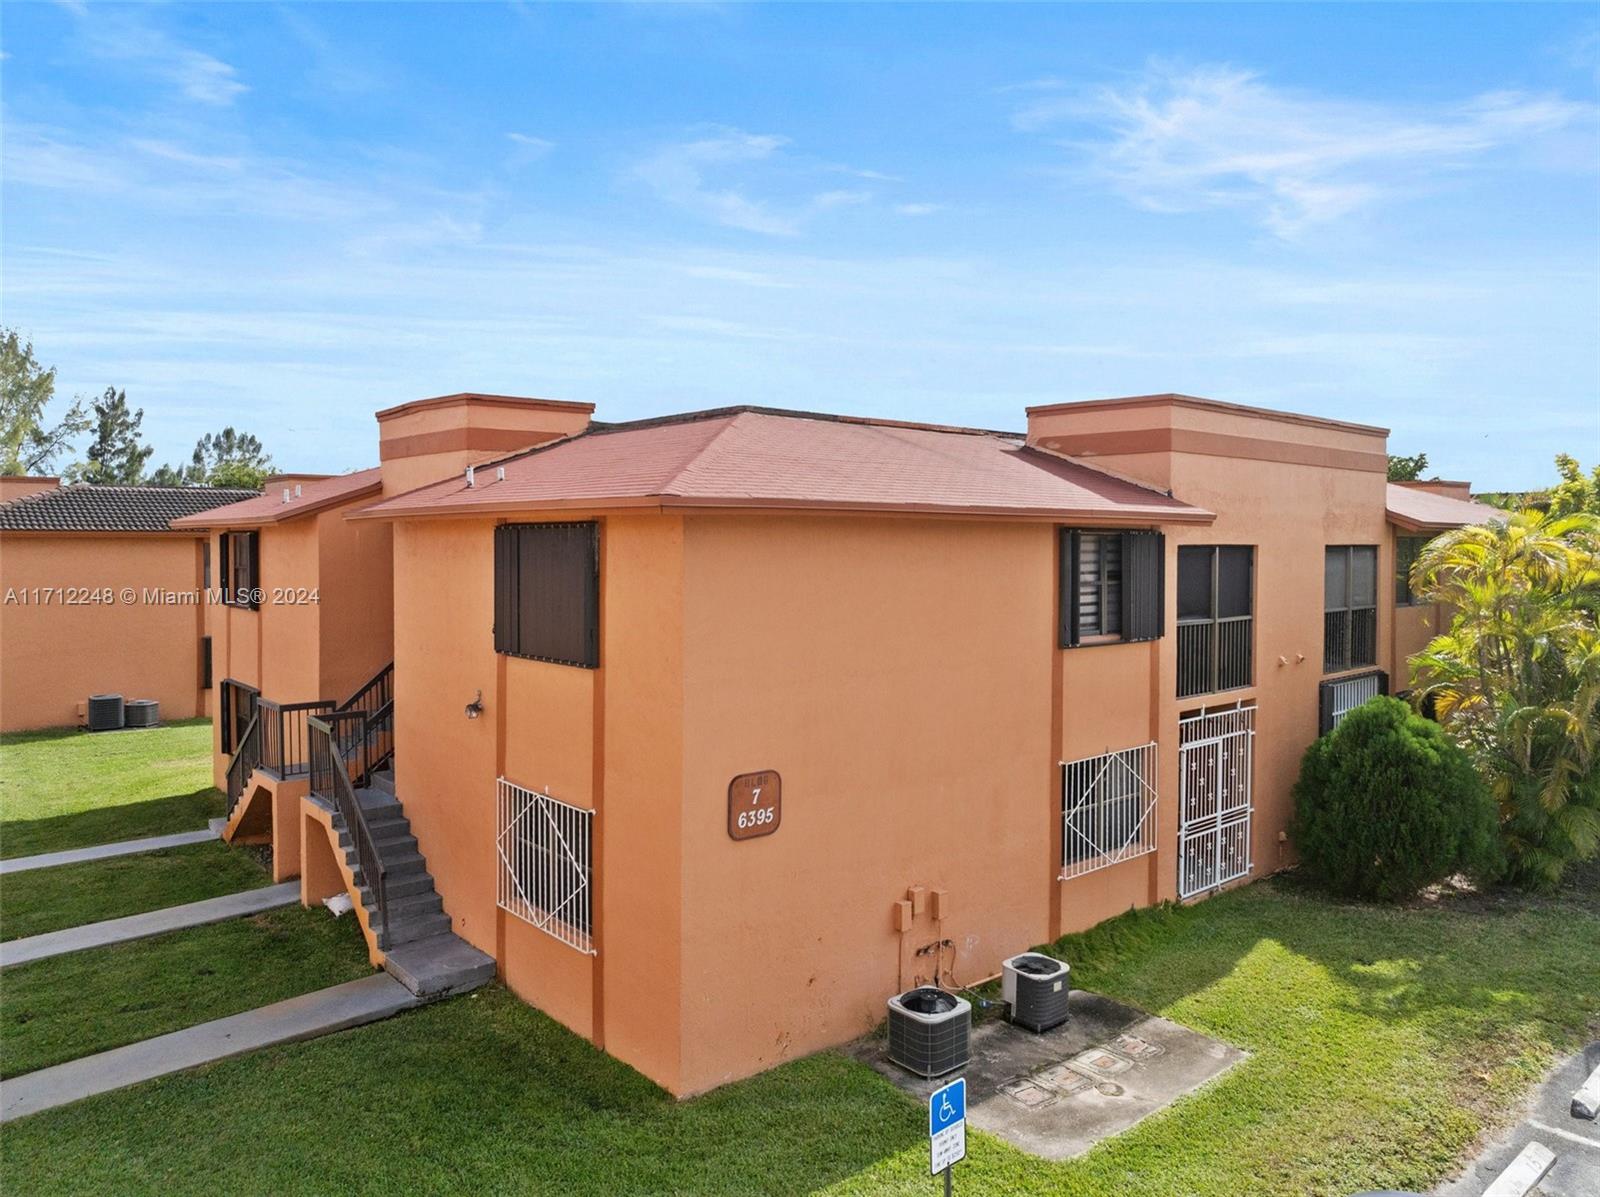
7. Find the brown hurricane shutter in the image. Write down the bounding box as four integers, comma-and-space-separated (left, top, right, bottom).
496, 522, 599, 668
493, 524, 517, 654
1121, 530, 1165, 642
218, 534, 231, 604
201, 637, 212, 689
245, 532, 261, 609
1059, 529, 1080, 648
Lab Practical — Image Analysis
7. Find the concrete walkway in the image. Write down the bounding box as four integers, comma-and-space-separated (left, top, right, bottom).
1, 881, 300, 968
1, 824, 221, 875
1, 973, 419, 1123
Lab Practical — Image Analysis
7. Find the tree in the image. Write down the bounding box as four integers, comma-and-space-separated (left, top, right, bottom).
67, 388, 154, 484
1547, 454, 1600, 518
151, 426, 273, 489
1411, 508, 1600, 889
1292, 697, 1500, 901
1387, 452, 1429, 482
0, 329, 89, 474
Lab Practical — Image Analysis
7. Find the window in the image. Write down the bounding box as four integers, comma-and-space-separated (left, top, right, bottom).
202, 540, 212, 588
1176, 546, 1254, 697
1061, 742, 1158, 879
219, 531, 259, 609
1059, 529, 1164, 648
201, 636, 212, 690
1318, 670, 1388, 735
494, 522, 600, 668
496, 778, 594, 953
1395, 536, 1428, 606
1325, 546, 1377, 672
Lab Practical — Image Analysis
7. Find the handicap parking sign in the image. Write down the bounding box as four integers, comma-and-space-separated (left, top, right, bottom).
928, 1077, 966, 1175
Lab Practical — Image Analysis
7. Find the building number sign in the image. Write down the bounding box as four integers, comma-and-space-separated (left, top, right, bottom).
728, 771, 781, 841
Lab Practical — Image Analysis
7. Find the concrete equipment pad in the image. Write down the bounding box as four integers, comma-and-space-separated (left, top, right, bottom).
1, 827, 220, 875
1, 882, 299, 968
1, 973, 418, 1123
849, 990, 1246, 1161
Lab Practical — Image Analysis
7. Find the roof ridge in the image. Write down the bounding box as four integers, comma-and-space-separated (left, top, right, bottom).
654, 411, 748, 498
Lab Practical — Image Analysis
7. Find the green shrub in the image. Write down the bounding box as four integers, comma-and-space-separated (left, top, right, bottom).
1292, 696, 1501, 901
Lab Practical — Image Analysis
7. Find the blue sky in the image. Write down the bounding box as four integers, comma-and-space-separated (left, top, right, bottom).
2, 3, 1597, 487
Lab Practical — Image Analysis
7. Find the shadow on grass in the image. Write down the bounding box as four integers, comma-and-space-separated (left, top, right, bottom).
1, 789, 224, 859
0, 985, 926, 1196
1040, 871, 1600, 1066
0, 719, 210, 749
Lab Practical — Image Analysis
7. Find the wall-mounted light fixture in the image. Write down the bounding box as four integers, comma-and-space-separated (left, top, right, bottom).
465, 689, 484, 719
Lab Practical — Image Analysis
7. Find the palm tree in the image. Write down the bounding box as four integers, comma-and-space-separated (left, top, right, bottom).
1410, 509, 1600, 889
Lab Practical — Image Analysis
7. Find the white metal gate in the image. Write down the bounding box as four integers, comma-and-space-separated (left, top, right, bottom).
1178, 706, 1255, 899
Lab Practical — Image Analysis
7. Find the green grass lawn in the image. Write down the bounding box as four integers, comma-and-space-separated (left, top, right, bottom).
1, 841, 273, 941
3, 873, 1595, 1196
0, 719, 221, 858
1, 905, 371, 1079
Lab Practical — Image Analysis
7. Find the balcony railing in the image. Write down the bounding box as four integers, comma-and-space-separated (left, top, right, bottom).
1324, 607, 1377, 673
1177, 616, 1253, 699
257, 698, 336, 778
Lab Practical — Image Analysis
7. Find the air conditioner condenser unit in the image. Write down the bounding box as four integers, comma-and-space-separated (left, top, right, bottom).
886, 986, 971, 1078
1001, 953, 1071, 1032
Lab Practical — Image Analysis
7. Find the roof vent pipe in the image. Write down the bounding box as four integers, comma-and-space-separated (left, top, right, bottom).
283, 488, 291, 504
496, 467, 506, 483
465, 465, 476, 488
294, 484, 302, 498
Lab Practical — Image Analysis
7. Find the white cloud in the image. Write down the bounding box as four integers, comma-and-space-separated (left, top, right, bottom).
632, 127, 880, 236
1015, 61, 1597, 237
896, 202, 942, 216
60, 3, 247, 105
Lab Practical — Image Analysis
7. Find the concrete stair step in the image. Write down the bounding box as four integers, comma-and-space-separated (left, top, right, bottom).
382, 932, 496, 999
376, 849, 428, 877
369, 890, 442, 923
370, 770, 396, 797
377, 910, 452, 950
367, 873, 433, 901
339, 829, 416, 856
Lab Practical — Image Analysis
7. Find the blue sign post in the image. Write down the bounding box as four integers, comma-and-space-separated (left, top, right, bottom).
928, 1077, 966, 1193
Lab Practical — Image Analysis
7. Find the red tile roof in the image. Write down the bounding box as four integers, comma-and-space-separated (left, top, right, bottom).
355, 408, 1212, 524
170, 468, 383, 529
1386, 483, 1501, 532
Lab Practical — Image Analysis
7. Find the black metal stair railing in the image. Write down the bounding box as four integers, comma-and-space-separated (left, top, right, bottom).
309, 712, 388, 947
224, 711, 261, 823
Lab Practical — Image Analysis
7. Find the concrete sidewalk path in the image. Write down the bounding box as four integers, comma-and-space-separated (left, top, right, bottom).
1, 826, 220, 875
1, 973, 419, 1123
1, 881, 300, 968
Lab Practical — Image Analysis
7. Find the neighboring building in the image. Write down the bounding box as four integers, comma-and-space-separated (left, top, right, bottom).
174, 395, 592, 882
200, 390, 1494, 1098
0, 481, 258, 732
1386, 480, 1503, 682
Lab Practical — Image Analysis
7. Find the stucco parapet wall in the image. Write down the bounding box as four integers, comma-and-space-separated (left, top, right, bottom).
1026, 393, 1390, 475
373, 392, 596, 423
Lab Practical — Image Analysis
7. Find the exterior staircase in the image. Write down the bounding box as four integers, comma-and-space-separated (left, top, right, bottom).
309, 715, 495, 1000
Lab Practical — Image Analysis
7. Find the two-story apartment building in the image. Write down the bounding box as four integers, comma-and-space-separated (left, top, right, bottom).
186, 389, 1493, 1097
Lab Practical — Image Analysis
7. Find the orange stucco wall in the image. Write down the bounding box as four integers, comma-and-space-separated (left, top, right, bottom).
380, 395, 1430, 1098
0, 477, 60, 504
204, 501, 393, 786
376, 396, 593, 497
0, 532, 208, 731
